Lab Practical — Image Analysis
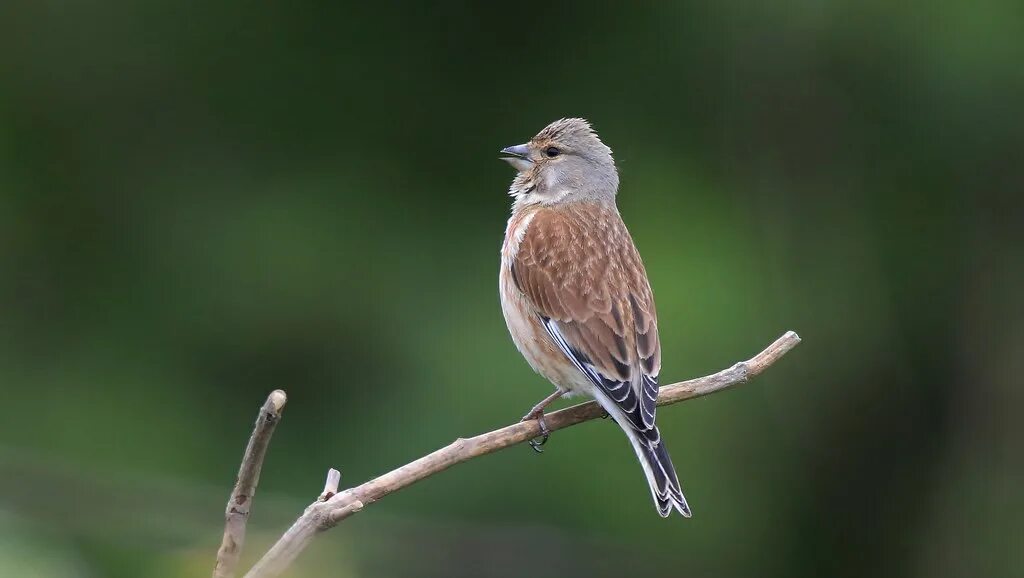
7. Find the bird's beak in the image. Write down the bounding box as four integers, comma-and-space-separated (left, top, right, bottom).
499, 144, 533, 171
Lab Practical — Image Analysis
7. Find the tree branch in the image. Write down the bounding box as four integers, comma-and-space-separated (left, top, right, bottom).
213, 389, 288, 578
241, 331, 800, 578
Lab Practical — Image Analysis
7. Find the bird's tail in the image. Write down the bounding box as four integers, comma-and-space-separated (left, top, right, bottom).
628, 427, 691, 517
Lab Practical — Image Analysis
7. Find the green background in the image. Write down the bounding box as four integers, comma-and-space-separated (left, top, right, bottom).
1, 2, 1020, 577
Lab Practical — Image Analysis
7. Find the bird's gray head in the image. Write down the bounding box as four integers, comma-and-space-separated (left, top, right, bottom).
500, 118, 619, 205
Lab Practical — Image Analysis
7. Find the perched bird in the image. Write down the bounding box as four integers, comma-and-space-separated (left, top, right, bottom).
498, 118, 691, 517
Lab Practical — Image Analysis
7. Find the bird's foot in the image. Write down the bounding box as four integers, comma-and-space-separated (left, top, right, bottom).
521, 409, 550, 453
520, 389, 565, 453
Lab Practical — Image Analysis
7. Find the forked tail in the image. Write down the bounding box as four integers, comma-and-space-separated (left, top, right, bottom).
630, 427, 691, 517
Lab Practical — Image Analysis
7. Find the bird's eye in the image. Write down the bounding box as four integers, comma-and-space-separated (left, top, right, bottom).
544, 146, 561, 158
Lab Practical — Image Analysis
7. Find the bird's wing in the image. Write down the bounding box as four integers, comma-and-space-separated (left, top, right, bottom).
512, 202, 662, 435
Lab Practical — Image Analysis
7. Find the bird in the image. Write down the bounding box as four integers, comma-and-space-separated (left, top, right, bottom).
498, 118, 691, 517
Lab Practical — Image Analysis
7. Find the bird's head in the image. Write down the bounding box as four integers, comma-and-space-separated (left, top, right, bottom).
500, 118, 619, 204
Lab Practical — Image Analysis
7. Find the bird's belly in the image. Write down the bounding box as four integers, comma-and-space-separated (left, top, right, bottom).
499, 268, 591, 396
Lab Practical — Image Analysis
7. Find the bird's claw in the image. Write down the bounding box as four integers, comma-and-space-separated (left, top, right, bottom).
521, 410, 550, 453
527, 414, 550, 453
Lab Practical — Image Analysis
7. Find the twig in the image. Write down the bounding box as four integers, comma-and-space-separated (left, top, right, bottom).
213, 390, 288, 578
241, 331, 800, 578
319, 468, 341, 501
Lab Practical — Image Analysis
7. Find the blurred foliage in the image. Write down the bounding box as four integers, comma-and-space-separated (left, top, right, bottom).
1, 1, 1022, 577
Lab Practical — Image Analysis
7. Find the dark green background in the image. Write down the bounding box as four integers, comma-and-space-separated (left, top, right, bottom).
1, 2, 1020, 577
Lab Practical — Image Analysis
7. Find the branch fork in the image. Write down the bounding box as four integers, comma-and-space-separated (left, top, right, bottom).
214, 331, 801, 578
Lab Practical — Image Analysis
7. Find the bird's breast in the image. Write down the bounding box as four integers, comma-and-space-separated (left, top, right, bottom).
501, 208, 538, 265
499, 207, 589, 394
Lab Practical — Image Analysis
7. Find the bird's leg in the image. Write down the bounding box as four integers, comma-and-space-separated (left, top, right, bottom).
522, 389, 565, 421
521, 390, 565, 453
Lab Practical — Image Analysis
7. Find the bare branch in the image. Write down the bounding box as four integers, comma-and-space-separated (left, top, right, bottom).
242, 331, 800, 578
213, 390, 288, 578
